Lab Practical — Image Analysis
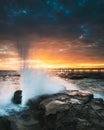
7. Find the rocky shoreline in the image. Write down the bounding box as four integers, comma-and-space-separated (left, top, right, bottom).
0, 90, 104, 130
58, 72, 104, 79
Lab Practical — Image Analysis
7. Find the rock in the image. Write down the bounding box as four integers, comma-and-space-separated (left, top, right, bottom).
39, 90, 104, 130
0, 117, 11, 130
4, 90, 104, 130
15, 110, 42, 130
12, 90, 22, 104
76, 118, 91, 130
69, 75, 88, 79
67, 90, 94, 104
43, 100, 68, 115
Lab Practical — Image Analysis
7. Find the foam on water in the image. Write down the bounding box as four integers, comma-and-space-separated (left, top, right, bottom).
0, 77, 24, 116
94, 93, 104, 99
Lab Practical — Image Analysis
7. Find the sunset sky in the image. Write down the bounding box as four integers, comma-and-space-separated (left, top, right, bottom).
0, 0, 104, 69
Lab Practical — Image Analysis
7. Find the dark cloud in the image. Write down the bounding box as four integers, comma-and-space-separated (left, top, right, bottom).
0, 0, 103, 39
0, 0, 104, 63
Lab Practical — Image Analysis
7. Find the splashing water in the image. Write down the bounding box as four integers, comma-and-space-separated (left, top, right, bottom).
0, 76, 23, 116
21, 68, 66, 105
0, 68, 77, 115
0, 78, 15, 106
0, 40, 78, 116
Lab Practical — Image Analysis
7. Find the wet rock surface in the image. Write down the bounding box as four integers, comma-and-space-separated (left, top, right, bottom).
1, 90, 104, 130
12, 90, 22, 104
0, 117, 11, 130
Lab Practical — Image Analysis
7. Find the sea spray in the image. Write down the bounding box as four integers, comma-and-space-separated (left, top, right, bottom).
0, 69, 77, 116
15, 40, 30, 60
15, 39, 66, 105
0, 77, 15, 106
20, 67, 66, 105
0, 76, 24, 116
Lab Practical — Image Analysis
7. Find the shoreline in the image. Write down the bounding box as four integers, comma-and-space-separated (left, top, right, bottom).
0, 90, 104, 130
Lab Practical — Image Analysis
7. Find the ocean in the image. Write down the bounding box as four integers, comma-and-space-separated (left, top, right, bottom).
0, 69, 104, 117
68, 78, 104, 99
0, 70, 104, 105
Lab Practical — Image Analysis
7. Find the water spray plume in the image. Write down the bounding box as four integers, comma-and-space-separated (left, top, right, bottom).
21, 67, 66, 105
0, 68, 77, 115
0, 39, 77, 116
15, 40, 31, 68
15, 40, 30, 60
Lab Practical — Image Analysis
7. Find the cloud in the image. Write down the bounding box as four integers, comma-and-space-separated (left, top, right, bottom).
0, 0, 104, 64
0, 0, 103, 39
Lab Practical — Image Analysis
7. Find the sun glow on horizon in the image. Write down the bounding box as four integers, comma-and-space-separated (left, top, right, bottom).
0, 57, 104, 70
0, 38, 104, 70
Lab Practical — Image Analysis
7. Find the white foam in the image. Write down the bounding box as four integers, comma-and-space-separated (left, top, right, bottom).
0, 68, 78, 115
0, 78, 15, 106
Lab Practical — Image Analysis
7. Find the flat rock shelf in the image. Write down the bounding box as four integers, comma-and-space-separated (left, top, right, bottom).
1, 90, 104, 130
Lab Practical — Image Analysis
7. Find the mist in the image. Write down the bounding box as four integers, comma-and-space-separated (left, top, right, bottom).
21, 68, 66, 105
15, 41, 30, 60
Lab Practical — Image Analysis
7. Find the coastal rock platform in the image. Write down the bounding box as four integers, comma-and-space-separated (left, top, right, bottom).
1, 90, 104, 130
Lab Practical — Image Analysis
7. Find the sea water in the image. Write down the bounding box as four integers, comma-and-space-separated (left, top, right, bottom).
68, 78, 104, 99
0, 70, 104, 116
0, 69, 72, 115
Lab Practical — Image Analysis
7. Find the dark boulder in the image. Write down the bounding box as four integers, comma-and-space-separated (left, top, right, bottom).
0, 117, 11, 130
12, 90, 22, 104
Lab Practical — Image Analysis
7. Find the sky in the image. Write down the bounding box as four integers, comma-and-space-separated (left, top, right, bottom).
0, 0, 104, 69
